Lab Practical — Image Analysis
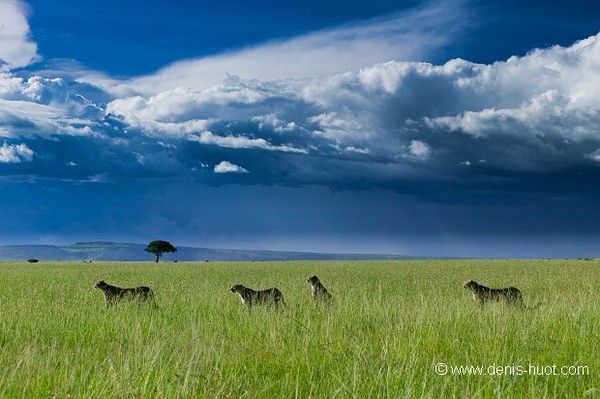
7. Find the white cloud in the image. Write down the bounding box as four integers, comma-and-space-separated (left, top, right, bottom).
192, 131, 306, 153
252, 113, 298, 133
106, 81, 267, 123
0, 142, 33, 163
0, 72, 97, 138
105, 77, 305, 153
308, 112, 367, 142
425, 90, 600, 141
299, 33, 600, 164
79, 1, 470, 96
409, 140, 430, 157
345, 146, 370, 154
0, 97, 95, 138
213, 161, 248, 174
0, 0, 38, 69
105, 77, 277, 137
0, 72, 65, 103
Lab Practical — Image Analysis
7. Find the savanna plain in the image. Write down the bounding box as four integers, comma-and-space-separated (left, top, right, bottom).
0, 260, 597, 398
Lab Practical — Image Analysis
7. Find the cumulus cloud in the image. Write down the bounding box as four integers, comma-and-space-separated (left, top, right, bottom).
0, 72, 100, 138
0, 143, 33, 163
409, 140, 430, 158
345, 146, 370, 154
0, 0, 38, 69
106, 31, 600, 173
213, 161, 248, 174
105, 77, 267, 130
191, 131, 306, 153
252, 113, 298, 133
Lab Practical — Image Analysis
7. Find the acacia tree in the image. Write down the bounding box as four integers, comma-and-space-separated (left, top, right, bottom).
145, 240, 177, 262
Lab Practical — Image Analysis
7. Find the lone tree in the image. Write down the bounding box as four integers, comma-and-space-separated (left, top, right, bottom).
145, 240, 177, 262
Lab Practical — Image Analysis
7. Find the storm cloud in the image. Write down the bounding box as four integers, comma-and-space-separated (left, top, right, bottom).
4, 32, 597, 198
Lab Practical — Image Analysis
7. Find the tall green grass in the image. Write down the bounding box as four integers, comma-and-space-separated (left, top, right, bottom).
0, 260, 597, 398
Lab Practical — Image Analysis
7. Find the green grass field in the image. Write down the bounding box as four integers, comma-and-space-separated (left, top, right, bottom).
0, 260, 597, 398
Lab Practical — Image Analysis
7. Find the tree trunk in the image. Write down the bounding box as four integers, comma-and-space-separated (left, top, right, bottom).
155, 254, 159, 263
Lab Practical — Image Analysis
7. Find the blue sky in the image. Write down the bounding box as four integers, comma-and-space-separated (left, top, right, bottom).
0, 0, 599, 256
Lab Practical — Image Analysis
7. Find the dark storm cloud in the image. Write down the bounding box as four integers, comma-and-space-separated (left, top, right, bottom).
0, 33, 600, 206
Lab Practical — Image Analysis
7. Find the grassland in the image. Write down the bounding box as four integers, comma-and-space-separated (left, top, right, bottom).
0, 260, 597, 398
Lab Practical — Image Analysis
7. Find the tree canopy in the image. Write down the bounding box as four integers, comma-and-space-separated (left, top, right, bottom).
145, 240, 177, 262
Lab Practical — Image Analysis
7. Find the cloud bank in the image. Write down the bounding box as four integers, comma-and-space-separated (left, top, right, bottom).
103, 33, 600, 183
0, 1, 599, 201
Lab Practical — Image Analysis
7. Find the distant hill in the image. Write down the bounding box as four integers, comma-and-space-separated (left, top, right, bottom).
0, 242, 409, 261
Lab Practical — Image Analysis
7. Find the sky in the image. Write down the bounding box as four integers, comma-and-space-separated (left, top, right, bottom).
0, 0, 599, 257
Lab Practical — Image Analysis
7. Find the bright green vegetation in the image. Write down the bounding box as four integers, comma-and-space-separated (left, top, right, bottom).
0, 260, 597, 398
